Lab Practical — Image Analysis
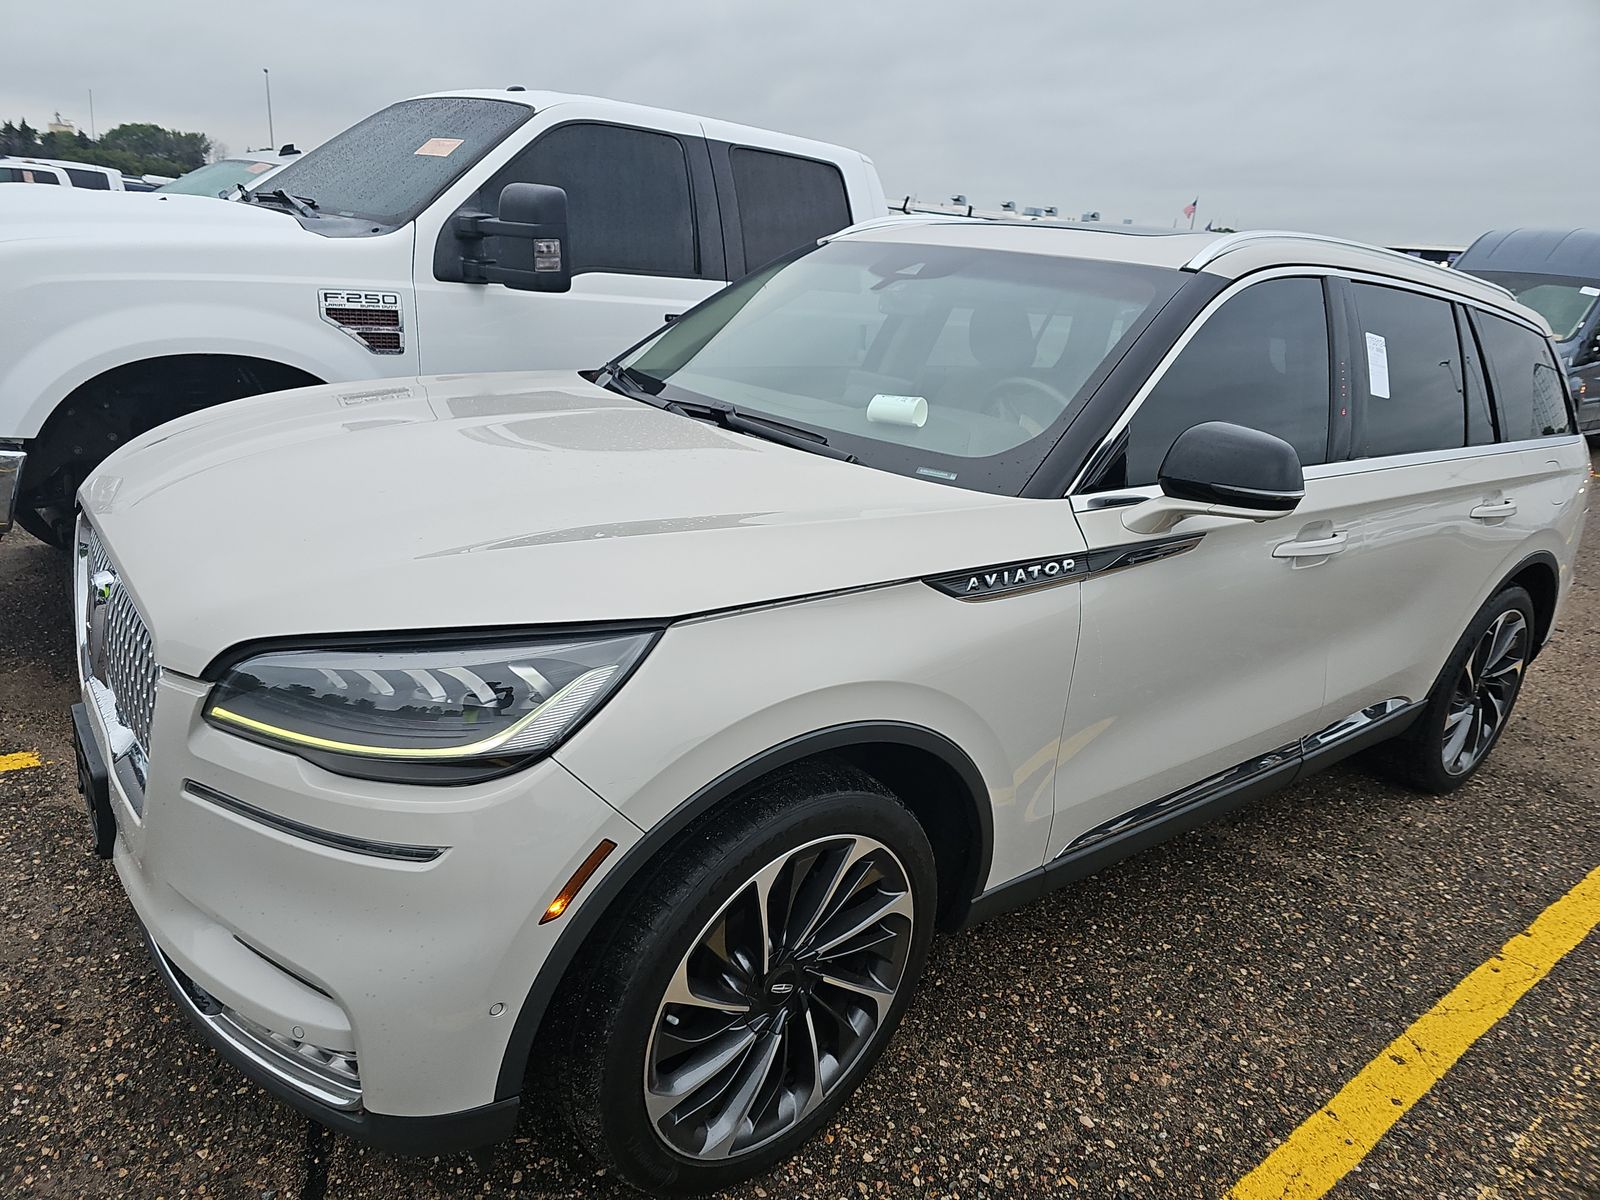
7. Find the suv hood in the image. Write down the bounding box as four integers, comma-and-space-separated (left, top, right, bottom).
84, 372, 1052, 677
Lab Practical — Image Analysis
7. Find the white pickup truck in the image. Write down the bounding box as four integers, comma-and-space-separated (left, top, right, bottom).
0, 88, 888, 544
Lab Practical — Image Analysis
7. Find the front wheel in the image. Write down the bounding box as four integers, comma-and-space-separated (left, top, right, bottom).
1375, 585, 1535, 794
552, 766, 936, 1195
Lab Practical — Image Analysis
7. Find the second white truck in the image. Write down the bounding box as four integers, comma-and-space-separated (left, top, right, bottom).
0, 88, 888, 545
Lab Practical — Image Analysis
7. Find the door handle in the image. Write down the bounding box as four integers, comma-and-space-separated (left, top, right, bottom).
1272, 531, 1349, 559
1469, 499, 1518, 521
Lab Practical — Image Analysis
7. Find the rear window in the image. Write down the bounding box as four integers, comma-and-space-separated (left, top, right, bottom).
63, 167, 109, 190
266, 96, 532, 227
1475, 313, 1574, 440
730, 148, 852, 271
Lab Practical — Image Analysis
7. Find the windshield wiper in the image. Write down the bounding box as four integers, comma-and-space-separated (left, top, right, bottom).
596, 362, 855, 462
243, 188, 319, 218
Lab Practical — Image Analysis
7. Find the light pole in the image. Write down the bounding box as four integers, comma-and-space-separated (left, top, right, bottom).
263, 68, 275, 149
87, 89, 95, 140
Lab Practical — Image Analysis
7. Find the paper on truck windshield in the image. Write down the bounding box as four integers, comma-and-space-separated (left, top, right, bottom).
414, 138, 464, 157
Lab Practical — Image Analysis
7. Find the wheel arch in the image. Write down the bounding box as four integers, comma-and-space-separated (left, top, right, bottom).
1495, 549, 1561, 658
494, 722, 993, 1101
22, 352, 324, 493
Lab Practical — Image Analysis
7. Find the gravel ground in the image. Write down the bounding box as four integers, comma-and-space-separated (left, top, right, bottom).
1, 457, 1596, 1200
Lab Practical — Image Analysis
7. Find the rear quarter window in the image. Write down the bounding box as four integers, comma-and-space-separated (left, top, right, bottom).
1475, 312, 1575, 440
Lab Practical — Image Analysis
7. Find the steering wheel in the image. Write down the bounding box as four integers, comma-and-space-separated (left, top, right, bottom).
981, 375, 1073, 436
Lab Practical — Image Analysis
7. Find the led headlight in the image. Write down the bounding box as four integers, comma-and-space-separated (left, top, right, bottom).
204, 631, 656, 783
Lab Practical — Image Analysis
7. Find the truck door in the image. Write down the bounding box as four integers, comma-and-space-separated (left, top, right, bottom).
414, 113, 726, 376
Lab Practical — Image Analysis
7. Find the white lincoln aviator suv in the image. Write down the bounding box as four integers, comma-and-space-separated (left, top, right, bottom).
71, 219, 1589, 1194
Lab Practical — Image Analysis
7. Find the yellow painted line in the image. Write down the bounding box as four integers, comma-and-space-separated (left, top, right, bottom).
0, 751, 43, 774
1227, 865, 1600, 1200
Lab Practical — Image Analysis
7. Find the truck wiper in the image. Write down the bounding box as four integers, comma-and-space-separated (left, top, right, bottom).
244, 188, 319, 218
596, 363, 855, 462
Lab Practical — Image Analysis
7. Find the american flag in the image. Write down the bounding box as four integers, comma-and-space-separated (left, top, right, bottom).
1183, 197, 1198, 219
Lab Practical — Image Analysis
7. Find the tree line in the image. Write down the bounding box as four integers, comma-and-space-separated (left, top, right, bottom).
0, 119, 213, 178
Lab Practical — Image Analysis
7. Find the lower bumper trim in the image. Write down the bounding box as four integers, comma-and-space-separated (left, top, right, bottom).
143, 930, 521, 1153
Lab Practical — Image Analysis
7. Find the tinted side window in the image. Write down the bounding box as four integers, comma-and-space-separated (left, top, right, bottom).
1352, 283, 1463, 456
0, 168, 21, 182
503, 123, 697, 277
730, 148, 851, 270
1116, 277, 1330, 487
64, 167, 110, 189
1476, 313, 1574, 440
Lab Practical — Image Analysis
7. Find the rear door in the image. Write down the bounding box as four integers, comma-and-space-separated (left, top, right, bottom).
1052, 273, 1347, 856
712, 144, 854, 278
415, 113, 725, 375
1317, 279, 1532, 719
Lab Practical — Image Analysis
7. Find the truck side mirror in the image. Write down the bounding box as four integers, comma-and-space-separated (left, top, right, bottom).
452, 183, 572, 293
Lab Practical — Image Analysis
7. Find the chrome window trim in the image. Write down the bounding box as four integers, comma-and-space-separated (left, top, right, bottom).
1069, 267, 1566, 497
1299, 434, 1586, 479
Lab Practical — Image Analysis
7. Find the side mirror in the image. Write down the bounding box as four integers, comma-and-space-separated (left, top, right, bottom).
1122, 421, 1304, 535
452, 182, 571, 293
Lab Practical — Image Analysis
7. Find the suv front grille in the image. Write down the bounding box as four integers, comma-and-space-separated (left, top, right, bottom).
80, 523, 159, 756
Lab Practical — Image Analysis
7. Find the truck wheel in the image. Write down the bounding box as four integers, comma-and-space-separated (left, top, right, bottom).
1372, 586, 1535, 794
552, 765, 936, 1195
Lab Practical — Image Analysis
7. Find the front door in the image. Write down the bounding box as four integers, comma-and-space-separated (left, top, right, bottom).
413, 111, 725, 376
1048, 274, 1346, 857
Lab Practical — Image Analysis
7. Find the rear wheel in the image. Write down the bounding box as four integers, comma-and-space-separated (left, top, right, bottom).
1374, 586, 1534, 794
552, 765, 936, 1195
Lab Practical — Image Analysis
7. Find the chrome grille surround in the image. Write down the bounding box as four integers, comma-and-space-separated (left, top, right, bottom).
77, 520, 159, 799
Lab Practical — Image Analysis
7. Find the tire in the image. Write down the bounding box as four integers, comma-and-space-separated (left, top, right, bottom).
551, 763, 937, 1195
1373, 585, 1535, 794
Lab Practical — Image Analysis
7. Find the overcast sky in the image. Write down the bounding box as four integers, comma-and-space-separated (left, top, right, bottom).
6, 0, 1596, 245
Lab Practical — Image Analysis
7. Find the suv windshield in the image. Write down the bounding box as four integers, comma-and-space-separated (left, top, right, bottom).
160, 158, 281, 197
262, 96, 532, 228
1472, 271, 1600, 342
619, 237, 1181, 493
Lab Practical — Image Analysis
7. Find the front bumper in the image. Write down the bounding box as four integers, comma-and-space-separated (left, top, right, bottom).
81, 665, 642, 1137
145, 933, 519, 1153
0, 444, 23, 533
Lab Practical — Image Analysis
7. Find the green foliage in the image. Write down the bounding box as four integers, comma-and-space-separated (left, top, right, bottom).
1, 118, 213, 178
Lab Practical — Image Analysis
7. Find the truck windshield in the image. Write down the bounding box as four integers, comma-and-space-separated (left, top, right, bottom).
619, 237, 1181, 495
1472, 271, 1600, 343
262, 96, 532, 228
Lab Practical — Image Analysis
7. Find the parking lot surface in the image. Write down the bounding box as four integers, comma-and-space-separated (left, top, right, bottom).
2, 457, 1596, 1199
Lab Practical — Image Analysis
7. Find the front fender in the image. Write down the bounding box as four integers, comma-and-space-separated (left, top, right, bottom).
0, 230, 417, 437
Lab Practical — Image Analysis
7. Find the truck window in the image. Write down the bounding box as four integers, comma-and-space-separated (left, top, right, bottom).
1475, 312, 1575, 440
266, 96, 532, 228
730, 148, 851, 270
490, 122, 698, 277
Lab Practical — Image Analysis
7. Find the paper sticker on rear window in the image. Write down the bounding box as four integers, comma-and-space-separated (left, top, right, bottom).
1364, 331, 1391, 399
414, 137, 464, 157
245, 161, 274, 174
1581, 286, 1600, 297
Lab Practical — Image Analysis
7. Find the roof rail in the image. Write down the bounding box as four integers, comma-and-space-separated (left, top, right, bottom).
1183, 229, 1516, 299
